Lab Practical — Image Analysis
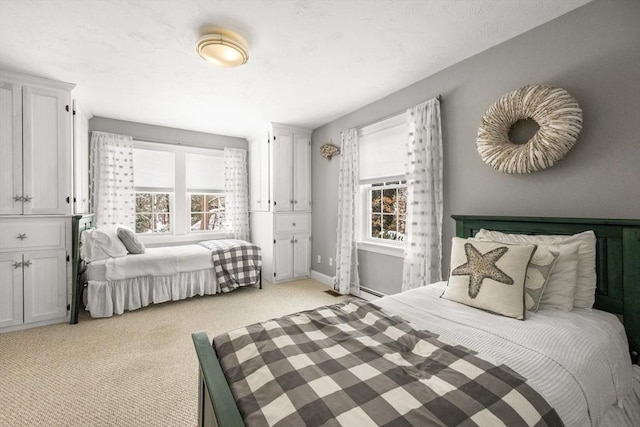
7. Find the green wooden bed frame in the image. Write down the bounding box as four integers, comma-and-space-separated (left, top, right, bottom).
191, 215, 640, 427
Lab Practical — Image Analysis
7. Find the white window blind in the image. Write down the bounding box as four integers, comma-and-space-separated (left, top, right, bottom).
358, 114, 407, 181
133, 148, 174, 190
186, 153, 225, 192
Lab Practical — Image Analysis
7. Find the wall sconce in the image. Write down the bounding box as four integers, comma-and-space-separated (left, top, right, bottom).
320, 143, 340, 160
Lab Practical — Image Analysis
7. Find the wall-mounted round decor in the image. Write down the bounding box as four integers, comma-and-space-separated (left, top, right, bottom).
476, 84, 582, 174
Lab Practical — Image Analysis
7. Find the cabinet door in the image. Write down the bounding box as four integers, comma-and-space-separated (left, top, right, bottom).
248, 134, 270, 212
0, 253, 24, 328
72, 100, 90, 214
22, 250, 67, 324
273, 235, 294, 282
0, 81, 23, 215
292, 134, 311, 211
22, 86, 71, 215
293, 234, 311, 278
271, 130, 293, 212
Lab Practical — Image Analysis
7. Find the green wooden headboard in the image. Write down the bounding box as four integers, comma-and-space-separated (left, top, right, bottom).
452, 215, 640, 359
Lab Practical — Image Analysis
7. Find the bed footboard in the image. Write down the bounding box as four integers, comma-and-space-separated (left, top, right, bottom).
192, 331, 245, 427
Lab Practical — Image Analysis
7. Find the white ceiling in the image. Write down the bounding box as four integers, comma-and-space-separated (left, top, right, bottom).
0, 0, 591, 139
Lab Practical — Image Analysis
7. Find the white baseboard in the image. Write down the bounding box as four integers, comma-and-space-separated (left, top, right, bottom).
310, 270, 334, 287
310, 270, 385, 302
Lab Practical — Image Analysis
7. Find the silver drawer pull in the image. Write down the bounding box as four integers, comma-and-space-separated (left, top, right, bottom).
17, 233, 27, 240
23, 260, 32, 268
12, 262, 23, 269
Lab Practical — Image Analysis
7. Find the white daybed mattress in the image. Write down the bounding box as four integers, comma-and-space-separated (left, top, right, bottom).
86, 245, 219, 317
375, 281, 639, 427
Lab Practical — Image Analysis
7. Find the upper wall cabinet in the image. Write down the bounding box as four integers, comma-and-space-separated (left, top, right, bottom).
0, 71, 75, 215
248, 123, 311, 213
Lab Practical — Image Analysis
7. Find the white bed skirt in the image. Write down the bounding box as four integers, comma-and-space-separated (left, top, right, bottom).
87, 269, 219, 317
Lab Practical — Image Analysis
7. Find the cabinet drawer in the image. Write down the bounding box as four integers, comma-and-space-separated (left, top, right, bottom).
0, 219, 66, 251
274, 214, 310, 234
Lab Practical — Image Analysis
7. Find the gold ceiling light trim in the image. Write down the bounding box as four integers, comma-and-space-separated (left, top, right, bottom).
196, 32, 249, 68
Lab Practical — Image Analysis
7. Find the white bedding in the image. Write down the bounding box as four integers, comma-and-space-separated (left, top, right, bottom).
103, 244, 213, 280
374, 281, 635, 427
85, 245, 218, 317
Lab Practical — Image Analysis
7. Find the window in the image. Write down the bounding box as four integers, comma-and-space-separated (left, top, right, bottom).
357, 113, 408, 253
190, 193, 225, 231
132, 141, 226, 236
133, 147, 175, 233
368, 180, 407, 242
136, 192, 171, 233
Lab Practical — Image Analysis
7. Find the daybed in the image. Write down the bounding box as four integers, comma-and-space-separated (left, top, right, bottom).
71, 216, 262, 320
193, 215, 640, 427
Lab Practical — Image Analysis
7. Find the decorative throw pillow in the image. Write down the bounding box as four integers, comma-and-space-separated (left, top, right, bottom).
117, 226, 145, 254
522, 248, 560, 312
442, 237, 536, 320
476, 229, 594, 308
80, 228, 128, 262
469, 237, 559, 312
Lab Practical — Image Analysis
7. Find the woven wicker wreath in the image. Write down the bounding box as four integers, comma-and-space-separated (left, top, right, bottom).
476, 84, 582, 174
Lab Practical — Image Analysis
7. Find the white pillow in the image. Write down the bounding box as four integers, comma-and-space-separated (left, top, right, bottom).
442, 237, 536, 320
475, 229, 582, 311
475, 229, 596, 308
80, 228, 128, 262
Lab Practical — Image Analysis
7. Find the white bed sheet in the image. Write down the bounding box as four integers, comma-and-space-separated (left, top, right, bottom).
374, 281, 634, 427
103, 244, 213, 281
84, 245, 218, 318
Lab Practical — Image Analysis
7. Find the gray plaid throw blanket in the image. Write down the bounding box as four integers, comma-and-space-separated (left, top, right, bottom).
198, 239, 261, 293
215, 300, 563, 427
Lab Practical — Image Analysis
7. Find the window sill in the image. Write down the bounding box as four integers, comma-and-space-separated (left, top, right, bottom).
357, 241, 404, 258
138, 231, 234, 247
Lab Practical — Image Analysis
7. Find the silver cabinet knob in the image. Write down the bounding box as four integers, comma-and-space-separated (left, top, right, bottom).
292, 222, 296, 226
23, 195, 32, 203
17, 233, 27, 240
23, 260, 32, 268
13, 195, 23, 202
12, 262, 23, 269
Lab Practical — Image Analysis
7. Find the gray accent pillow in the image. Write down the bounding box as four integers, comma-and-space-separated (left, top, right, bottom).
117, 226, 145, 254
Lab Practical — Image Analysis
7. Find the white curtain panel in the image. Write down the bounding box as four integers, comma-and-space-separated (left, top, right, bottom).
224, 148, 250, 241
401, 98, 443, 291
89, 131, 135, 229
334, 128, 360, 295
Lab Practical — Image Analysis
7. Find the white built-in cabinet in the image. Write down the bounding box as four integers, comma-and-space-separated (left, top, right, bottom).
0, 70, 75, 332
249, 123, 312, 283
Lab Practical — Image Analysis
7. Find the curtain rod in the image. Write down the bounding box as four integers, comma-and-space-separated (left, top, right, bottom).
88, 131, 224, 150
356, 94, 442, 131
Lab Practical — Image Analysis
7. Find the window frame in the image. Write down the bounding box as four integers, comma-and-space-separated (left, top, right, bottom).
358, 176, 406, 258
188, 191, 227, 233
132, 140, 232, 244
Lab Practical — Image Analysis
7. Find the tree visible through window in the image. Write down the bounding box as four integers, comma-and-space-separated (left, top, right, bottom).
136, 192, 171, 233
369, 181, 406, 241
190, 194, 226, 231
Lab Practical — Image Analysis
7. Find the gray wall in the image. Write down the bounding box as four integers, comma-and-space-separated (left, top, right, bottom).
311, 0, 640, 294
89, 117, 247, 150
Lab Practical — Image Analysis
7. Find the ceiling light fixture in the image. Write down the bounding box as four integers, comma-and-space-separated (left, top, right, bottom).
196, 33, 249, 68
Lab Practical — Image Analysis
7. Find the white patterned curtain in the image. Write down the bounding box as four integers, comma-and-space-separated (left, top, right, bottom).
401, 98, 443, 291
334, 129, 360, 295
89, 131, 135, 229
224, 148, 250, 241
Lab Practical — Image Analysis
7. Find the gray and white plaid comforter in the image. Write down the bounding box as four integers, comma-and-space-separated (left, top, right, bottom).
214, 299, 563, 427
198, 239, 261, 293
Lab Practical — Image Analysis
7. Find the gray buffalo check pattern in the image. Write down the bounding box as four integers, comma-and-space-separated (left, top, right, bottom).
214, 300, 563, 427
198, 239, 261, 293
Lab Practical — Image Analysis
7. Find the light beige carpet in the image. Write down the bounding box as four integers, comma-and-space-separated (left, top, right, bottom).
0, 279, 347, 427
